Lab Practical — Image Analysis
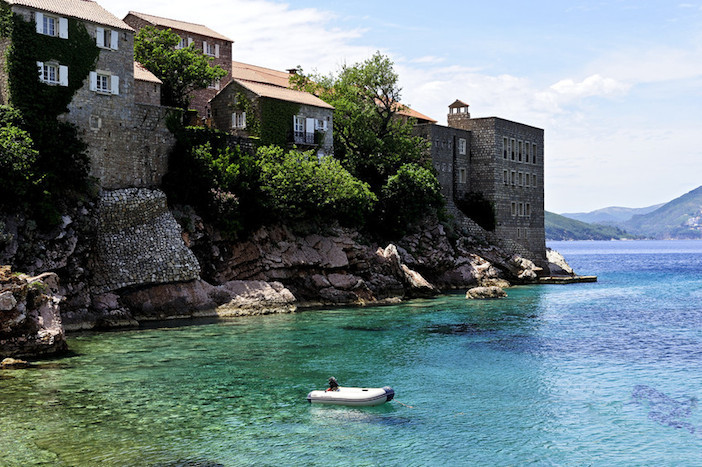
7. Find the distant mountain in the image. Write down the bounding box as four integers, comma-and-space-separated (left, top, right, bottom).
561, 204, 664, 224
623, 185, 702, 239
545, 211, 635, 241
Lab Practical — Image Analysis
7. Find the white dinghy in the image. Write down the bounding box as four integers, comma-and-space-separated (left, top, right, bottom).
307, 386, 395, 407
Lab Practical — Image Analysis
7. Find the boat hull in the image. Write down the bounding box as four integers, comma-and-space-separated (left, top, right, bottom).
307, 386, 395, 406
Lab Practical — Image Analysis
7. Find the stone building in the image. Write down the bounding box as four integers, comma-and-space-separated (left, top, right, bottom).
1, 0, 176, 189
415, 100, 546, 262
210, 61, 334, 156
123, 11, 233, 119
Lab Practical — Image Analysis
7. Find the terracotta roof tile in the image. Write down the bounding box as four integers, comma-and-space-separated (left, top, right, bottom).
134, 62, 161, 84
231, 61, 292, 88
6, 0, 133, 30
126, 11, 232, 42
233, 79, 334, 110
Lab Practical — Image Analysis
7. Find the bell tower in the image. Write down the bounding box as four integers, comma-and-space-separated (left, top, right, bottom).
447, 99, 471, 130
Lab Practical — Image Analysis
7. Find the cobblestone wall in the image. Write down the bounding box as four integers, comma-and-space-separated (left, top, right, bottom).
90, 188, 201, 293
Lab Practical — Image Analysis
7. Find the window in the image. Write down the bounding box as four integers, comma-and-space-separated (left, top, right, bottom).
518, 172, 523, 186
232, 111, 246, 129
525, 173, 530, 187
458, 138, 466, 155
458, 168, 467, 184
37, 61, 68, 86
532, 174, 537, 188
96, 27, 118, 50
203, 41, 219, 57
36, 13, 67, 38
526, 203, 531, 217
532, 143, 538, 164
524, 142, 530, 163
503, 137, 508, 159
518, 141, 523, 162
315, 119, 328, 131
511, 170, 516, 186
503, 169, 509, 185
294, 115, 304, 133
89, 71, 119, 95
519, 202, 524, 216
176, 36, 187, 49
208, 79, 220, 90
511, 202, 517, 217
511, 138, 516, 160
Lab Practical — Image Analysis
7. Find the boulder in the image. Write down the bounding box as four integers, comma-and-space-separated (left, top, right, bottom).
547, 248, 575, 276
1, 357, 31, 369
466, 286, 507, 299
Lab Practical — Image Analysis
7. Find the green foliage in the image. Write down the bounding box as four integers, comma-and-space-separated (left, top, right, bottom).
291, 52, 430, 192
0, 10, 95, 224
259, 98, 299, 147
456, 192, 496, 231
257, 146, 377, 226
0, 106, 39, 210
162, 126, 263, 237
134, 26, 227, 109
234, 92, 260, 136
378, 163, 444, 237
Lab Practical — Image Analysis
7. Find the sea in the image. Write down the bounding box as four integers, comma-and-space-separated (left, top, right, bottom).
1, 240, 701, 466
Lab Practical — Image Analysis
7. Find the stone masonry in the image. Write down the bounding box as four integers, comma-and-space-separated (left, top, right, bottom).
90, 188, 201, 293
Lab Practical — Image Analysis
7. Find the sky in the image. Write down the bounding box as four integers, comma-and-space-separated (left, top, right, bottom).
99, 0, 702, 213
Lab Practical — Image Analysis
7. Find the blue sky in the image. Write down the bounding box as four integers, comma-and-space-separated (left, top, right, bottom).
100, 0, 702, 213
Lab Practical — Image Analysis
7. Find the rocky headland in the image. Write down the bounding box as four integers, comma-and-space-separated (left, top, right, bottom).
1, 197, 577, 359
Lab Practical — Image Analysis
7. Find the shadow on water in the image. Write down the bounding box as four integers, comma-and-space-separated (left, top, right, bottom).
632, 385, 699, 434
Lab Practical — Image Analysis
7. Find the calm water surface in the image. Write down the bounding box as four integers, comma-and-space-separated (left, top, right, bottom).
1, 240, 701, 466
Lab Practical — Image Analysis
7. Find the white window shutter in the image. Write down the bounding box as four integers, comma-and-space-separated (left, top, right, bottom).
111, 75, 119, 95
96, 27, 104, 47
323, 120, 328, 131
59, 65, 68, 86
214, 44, 220, 58
111, 30, 118, 50
35, 13, 43, 34
36, 61, 44, 81
187, 37, 193, 46
89, 71, 97, 91
241, 112, 246, 129
231, 113, 236, 128
203, 41, 208, 53
306, 118, 315, 132
59, 17, 68, 39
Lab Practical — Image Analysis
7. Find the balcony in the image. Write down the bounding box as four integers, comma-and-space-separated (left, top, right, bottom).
293, 131, 316, 145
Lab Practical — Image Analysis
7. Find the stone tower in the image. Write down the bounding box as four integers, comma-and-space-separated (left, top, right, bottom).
447, 100, 546, 264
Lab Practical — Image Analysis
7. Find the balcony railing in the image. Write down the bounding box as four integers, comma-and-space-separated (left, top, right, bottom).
293, 131, 316, 145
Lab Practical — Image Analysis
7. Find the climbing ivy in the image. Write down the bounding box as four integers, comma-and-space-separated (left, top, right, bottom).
234, 91, 260, 137
259, 97, 299, 148
0, 5, 99, 224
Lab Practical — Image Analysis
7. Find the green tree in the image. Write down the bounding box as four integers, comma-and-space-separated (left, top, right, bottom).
291, 52, 429, 192
134, 26, 227, 109
0, 106, 39, 210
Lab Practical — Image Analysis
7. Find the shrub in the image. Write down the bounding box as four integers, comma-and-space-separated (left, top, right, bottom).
257, 146, 377, 226
0, 106, 38, 211
379, 163, 444, 237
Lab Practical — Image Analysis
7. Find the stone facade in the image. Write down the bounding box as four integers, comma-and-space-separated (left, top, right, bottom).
445, 102, 546, 262
413, 123, 471, 213
211, 79, 334, 156
2, 2, 176, 190
90, 188, 201, 293
123, 12, 233, 119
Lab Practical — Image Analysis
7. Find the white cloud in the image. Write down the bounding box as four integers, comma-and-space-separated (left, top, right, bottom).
550, 74, 630, 97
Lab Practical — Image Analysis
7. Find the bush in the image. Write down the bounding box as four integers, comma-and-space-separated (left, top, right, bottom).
379, 163, 444, 237
0, 106, 38, 211
257, 146, 377, 226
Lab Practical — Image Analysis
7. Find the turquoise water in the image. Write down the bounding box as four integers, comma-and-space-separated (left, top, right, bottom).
2, 240, 702, 466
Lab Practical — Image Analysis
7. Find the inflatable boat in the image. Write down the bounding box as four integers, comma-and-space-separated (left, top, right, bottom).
307, 386, 395, 406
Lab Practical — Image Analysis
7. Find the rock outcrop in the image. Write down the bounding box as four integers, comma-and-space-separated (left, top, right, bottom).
466, 286, 508, 299
547, 248, 575, 276
0, 266, 66, 358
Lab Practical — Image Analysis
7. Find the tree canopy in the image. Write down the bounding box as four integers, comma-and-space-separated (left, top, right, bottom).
291, 52, 430, 192
134, 26, 227, 109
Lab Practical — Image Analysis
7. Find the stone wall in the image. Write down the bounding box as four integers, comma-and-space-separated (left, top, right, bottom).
90, 188, 201, 294
123, 14, 233, 119
450, 116, 546, 262
134, 78, 161, 106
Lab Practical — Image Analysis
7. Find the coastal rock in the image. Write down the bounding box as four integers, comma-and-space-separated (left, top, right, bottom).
1, 357, 31, 369
466, 286, 507, 299
547, 248, 575, 276
0, 267, 67, 358
216, 280, 296, 316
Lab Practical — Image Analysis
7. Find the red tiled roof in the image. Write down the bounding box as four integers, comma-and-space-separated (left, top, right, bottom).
7, 0, 133, 30
231, 61, 292, 88
126, 11, 232, 42
134, 62, 161, 83
233, 79, 334, 110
